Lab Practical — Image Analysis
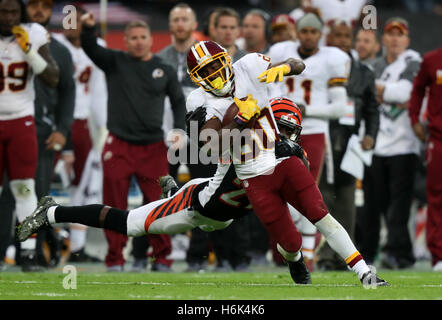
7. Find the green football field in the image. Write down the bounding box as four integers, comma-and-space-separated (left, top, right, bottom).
1, 266, 441, 300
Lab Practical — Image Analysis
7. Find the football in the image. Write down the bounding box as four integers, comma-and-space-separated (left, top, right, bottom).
222, 97, 257, 128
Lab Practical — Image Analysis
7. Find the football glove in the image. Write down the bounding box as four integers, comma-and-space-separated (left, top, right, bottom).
275, 134, 305, 159
12, 25, 31, 53
234, 94, 261, 123
258, 64, 291, 83
185, 106, 207, 136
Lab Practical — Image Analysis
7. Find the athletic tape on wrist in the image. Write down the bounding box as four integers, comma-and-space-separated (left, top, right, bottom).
26, 47, 48, 75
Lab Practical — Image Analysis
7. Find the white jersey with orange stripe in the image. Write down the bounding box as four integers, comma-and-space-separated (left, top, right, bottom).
268, 41, 350, 135
0, 23, 49, 120
186, 53, 281, 180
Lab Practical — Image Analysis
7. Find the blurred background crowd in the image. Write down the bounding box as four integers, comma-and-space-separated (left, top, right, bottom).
1, 0, 441, 273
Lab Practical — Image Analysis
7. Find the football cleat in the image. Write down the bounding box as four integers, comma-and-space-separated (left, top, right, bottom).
17, 196, 57, 242
360, 271, 390, 287
287, 252, 312, 285
159, 175, 179, 199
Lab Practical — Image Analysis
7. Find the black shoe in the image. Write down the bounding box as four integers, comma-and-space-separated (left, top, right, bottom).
151, 262, 171, 272
159, 175, 179, 199
131, 258, 148, 272
287, 253, 312, 284
361, 271, 390, 287
20, 250, 47, 272
68, 248, 102, 263
17, 196, 56, 242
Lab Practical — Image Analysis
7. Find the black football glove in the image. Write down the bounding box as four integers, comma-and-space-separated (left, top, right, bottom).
275, 134, 305, 159
185, 106, 207, 138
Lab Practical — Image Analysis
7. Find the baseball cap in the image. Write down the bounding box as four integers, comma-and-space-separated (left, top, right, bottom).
384, 17, 409, 35
271, 14, 295, 31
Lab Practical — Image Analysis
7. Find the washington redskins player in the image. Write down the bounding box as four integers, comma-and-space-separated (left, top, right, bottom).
0, 0, 59, 270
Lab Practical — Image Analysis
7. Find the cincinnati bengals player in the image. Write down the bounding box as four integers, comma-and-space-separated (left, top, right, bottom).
0, 0, 59, 270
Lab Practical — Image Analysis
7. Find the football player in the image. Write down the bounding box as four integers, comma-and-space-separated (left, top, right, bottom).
184, 40, 386, 286
0, 0, 59, 269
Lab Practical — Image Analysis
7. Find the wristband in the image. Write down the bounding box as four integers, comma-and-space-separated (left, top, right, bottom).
25, 46, 48, 75
234, 113, 249, 126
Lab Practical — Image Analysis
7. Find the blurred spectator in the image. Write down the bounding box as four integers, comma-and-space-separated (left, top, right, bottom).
317, 21, 379, 270
358, 17, 421, 269
239, 9, 272, 53
355, 28, 381, 66
270, 14, 297, 44
202, 7, 224, 41
409, 46, 442, 271
130, 2, 200, 273
0, 0, 62, 271
290, 0, 367, 45
52, 3, 107, 263
80, 14, 186, 272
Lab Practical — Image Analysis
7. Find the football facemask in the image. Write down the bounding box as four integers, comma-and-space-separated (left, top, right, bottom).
270, 97, 303, 142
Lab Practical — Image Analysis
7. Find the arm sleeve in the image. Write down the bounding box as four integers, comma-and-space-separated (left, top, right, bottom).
382, 60, 421, 104
166, 66, 186, 130
327, 49, 351, 86
81, 25, 115, 72
54, 49, 75, 138
361, 67, 380, 140
409, 58, 429, 126
305, 86, 349, 119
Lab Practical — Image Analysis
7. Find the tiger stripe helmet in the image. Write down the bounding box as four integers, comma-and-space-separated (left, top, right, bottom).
187, 41, 234, 96
270, 97, 303, 142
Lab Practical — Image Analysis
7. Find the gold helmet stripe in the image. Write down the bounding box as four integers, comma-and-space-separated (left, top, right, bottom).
195, 43, 205, 58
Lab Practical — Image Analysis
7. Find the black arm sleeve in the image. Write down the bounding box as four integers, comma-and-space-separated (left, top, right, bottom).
54, 49, 75, 138
80, 25, 115, 72
362, 66, 380, 142
166, 66, 186, 130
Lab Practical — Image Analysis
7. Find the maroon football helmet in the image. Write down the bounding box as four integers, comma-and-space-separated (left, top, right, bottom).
187, 41, 234, 96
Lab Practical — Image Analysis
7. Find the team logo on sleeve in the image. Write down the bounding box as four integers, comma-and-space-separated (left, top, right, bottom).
152, 68, 164, 79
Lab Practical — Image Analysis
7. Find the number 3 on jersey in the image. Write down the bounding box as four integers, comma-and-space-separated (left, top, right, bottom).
0, 61, 29, 93
285, 78, 312, 105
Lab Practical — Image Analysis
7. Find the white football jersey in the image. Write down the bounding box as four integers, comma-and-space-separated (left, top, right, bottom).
52, 33, 107, 125
0, 23, 49, 120
374, 49, 422, 157
268, 41, 350, 135
186, 53, 279, 180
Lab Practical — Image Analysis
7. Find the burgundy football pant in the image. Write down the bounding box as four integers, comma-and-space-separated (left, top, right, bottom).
0, 116, 38, 182
71, 119, 92, 186
242, 156, 329, 256
426, 137, 442, 265
102, 134, 171, 268
299, 133, 326, 183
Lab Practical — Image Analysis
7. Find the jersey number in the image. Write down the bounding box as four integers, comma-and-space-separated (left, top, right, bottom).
219, 178, 252, 209
0, 61, 29, 93
78, 66, 92, 93
239, 107, 278, 162
285, 78, 312, 105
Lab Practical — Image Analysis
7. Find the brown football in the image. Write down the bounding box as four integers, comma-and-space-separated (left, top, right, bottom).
222, 97, 257, 128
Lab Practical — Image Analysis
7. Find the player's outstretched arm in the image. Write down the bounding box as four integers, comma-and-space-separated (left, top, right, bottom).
258, 58, 305, 83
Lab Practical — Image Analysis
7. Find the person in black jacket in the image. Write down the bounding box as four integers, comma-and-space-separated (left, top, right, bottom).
316, 21, 379, 270
80, 13, 186, 272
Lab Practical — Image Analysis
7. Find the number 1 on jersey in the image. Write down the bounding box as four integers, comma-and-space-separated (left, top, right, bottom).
285, 78, 312, 105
